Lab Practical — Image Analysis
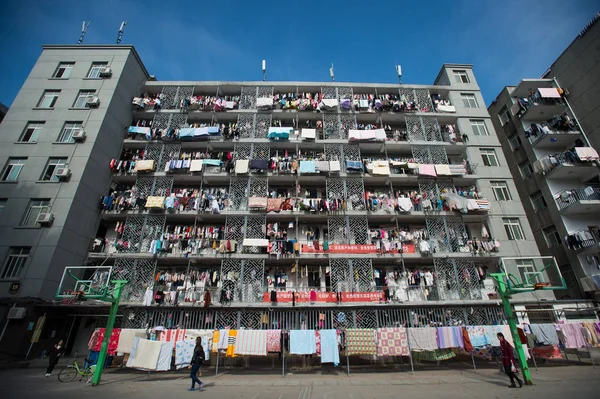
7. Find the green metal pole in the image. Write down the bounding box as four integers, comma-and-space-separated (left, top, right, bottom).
492, 274, 533, 385
92, 280, 127, 386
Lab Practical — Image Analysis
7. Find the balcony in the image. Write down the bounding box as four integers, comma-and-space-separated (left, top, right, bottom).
565, 229, 600, 251
533, 151, 599, 180
516, 87, 566, 121
555, 188, 600, 214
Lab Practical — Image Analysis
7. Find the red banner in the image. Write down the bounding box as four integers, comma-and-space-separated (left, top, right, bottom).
263, 291, 382, 303
300, 243, 415, 254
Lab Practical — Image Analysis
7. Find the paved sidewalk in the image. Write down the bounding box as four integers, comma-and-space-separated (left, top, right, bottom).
1, 363, 599, 398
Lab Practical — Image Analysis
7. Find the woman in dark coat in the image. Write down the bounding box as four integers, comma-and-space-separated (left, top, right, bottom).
497, 333, 523, 388
188, 337, 205, 391
45, 340, 64, 377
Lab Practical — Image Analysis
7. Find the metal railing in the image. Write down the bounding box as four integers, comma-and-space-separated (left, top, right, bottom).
555, 188, 600, 210
564, 229, 600, 250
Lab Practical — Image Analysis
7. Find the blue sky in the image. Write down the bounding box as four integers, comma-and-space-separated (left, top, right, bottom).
0, 0, 597, 106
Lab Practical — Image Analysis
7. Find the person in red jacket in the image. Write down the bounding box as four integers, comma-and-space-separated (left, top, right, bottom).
497, 333, 523, 388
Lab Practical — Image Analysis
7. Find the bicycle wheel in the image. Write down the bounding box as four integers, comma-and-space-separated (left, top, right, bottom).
58, 366, 78, 382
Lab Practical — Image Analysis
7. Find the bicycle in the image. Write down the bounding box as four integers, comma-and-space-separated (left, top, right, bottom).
58, 357, 97, 383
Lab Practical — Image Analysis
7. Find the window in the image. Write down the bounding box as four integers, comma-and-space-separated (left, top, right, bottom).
530, 191, 547, 212
470, 119, 489, 136
461, 93, 478, 108
453, 70, 469, 83
491, 181, 512, 201
87, 62, 108, 78
1, 247, 31, 279
509, 135, 522, 151
1, 158, 26, 182
73, 90, 96, 108
37, 90, 60, 108
58, 122, 83, 143
498, 105, 510, 125
520, 162, 533, 179
41, 158, 67, 181
503, 218, 525, 240
22, 199, 51, 226
480, 148, 499, 167
52, 62, 74, 79
543, 226, 561, 248
19, 122, 45, 142
524, 304, 557, 323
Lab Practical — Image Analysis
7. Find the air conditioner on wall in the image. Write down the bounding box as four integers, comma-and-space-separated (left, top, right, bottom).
86, 96, 100, 107
99, 66, 112, 77
72, 129, 86, 141
54, 167, 71, 180
7, 307, 27, 319
36, 213, 54, 225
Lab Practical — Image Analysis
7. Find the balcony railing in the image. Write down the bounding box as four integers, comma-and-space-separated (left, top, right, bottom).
565, 229, 599, 251
555, 188, 600, 211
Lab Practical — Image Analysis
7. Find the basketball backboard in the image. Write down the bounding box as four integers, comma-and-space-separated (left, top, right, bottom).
499, 257, 565, 293
56, 266, 113, 299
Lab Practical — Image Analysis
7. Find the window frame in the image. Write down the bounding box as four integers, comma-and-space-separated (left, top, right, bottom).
52, 62, 74, 79
503, 218, 525, 241
498, 105, 510, 125
453, 70, 470, 84
509, 135, 522, 151
1, 158, 26, 182
491, 181, 512, 201
21, 199, 51, 227
520, 162, 533, 180
37, 90, 60, 108
530, 191, 547, 212
460, 93, 478, 108
58, 122, 83, 143
480, 148, 499, 167
87, 62, 108, 79
73, 90, 96, 109
543, 226, 562, 248
470, 119, 489, 136
1, 247, 31, 280
41, 158, 68, 182
19, 122, 45, 143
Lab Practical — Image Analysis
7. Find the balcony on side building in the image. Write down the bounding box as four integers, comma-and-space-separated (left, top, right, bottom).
511, 80, 566, 121
564, 229, 600, 251
533, 148, 599, 180
525, 115, 582, 149
555, 188, 600, 214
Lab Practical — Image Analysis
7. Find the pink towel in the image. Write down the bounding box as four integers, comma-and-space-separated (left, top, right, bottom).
418, 164, 437, 177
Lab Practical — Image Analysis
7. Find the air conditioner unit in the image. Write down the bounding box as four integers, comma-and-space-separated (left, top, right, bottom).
36, 212, 54, 225
86, 96, 100, 107
55, 167, 71, 180
99, 66, 112, 77
72, 129, 86, 141
7, 307, 27, 320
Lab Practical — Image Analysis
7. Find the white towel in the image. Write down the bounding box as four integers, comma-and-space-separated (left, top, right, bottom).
189, 159, 203, 172
329, 161, 341, 172
117, 329, 146, 353
235, 159, 249, 174
434, 164, 452, 175
218, 329, 230, 350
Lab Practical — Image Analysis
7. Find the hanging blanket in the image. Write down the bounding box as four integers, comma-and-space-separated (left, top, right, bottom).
128, 338, 162, 370
315, 161, 330, 172
437, 327, 465, 349
412, 349, 456, 362
218, 329, 230, 350
530, 324, 559, 345
329, 161, 341, 172
532, 345, 562, 359
299, 161, 317, 174
346, 329, 376, 356
117, 329, 146, 353
266, 330, 281, 352
267, 198, 283, 213
470, 344, 493, 360
290, 330, 317, 354
320, 329, 340, 365
93, 328, 121, 355
466, 326, 489, 347
226, 330, 238, 357
376, 327, 409, 356
235, 330, 268, 356
408, 327, 438, 351
235, 159, 249, 174
559, 323, 587, 348
156, 341, 174, 371
175, 340, 196, 369
483, 325, 503, 346
418, 164, 437, 177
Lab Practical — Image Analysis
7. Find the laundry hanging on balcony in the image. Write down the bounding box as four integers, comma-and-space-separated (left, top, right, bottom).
301, 128, 316, 140
235, 159, 249, 174
537, 87, 561, 98
267, 127, 292, 140
574, 147, 599, 161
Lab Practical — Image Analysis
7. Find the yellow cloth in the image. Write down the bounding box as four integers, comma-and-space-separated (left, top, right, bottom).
212, 330, 219, 352
226, 330, 237, 357
145, 196, 165, 208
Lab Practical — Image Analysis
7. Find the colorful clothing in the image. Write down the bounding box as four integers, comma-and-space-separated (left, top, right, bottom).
436, 327, 464, 349
376, 327, 409, 356
93, 328, 121, 355
346, 329, 376, 356
266, 330, 281, 352
466, 326, 488, 347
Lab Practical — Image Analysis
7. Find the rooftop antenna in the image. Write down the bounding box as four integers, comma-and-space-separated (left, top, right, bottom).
330, 64, 335, 82
77, 21, 91, 45
262, 60, 266, 81
396, 64, 402, 84
116, 21, 127, 44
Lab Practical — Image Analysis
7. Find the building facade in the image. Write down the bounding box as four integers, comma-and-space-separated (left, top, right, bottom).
488, 14, 600, 299
0, 45, 555, 357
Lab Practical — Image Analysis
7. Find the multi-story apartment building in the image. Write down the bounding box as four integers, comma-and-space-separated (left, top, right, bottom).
489, 13, 600, 300
0, 45, 556, 357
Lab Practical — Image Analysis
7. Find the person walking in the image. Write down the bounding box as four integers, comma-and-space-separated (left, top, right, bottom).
497, 333, 523, 388
45, 340, 64, 377
188, 337, 205, 391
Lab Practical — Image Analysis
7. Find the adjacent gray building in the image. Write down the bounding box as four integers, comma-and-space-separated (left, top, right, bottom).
489, 13, 600, 299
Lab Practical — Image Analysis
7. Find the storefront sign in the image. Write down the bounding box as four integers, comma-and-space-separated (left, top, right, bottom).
263, 291, 382, 303
300, 243, 415, 254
